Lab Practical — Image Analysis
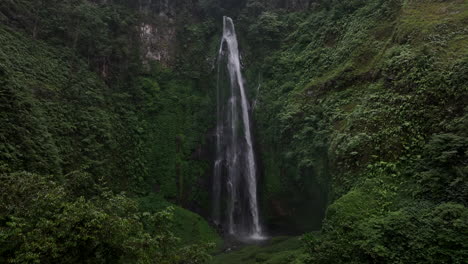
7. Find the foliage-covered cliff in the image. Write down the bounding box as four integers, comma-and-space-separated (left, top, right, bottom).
236, 0, 468, 262
1, 0, 467, 263
0, 0, 220, 263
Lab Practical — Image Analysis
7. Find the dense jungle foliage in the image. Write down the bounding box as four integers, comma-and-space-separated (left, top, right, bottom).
238, 0, 468, 263
0, 0, 219, 263
1, 0, 467, 263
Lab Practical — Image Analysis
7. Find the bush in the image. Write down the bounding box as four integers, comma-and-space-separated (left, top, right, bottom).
415, 133, 468, 204
305, 199, 468, 264
0, 172, 212, 264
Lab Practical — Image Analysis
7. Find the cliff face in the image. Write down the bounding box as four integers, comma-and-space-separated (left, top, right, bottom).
137, 0, 177, 65
136, 0, 205, 66
139, 18, 176, 65
135, 0, 315, 66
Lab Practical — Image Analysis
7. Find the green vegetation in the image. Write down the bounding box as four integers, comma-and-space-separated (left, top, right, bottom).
0, 172, 214, 263
138, 194, 222, 247
209, 237, 307, 264
1, 0, 467, 263
237, 0, 468, 262
0, 1, 220, 263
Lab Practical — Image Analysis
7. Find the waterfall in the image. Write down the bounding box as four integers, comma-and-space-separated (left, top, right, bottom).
212, 16, 263, 239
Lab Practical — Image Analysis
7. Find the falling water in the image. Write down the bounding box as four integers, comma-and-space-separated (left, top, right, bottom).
212, 16, 263, 239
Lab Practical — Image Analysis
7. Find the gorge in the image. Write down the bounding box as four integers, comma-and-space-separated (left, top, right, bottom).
0, 0, 467, 263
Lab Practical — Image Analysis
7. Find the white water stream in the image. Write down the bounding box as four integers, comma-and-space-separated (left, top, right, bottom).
212, 16, 263, 239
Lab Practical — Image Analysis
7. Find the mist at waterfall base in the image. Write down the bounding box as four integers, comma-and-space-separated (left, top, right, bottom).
212, 16, 265, 241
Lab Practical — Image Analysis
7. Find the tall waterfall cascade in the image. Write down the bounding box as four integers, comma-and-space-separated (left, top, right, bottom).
212, 16, 263, 239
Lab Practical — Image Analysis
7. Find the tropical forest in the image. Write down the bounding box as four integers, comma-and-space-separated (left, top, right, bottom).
0, 0, 467, 263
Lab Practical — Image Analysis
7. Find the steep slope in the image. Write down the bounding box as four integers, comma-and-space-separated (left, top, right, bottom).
0, 1, 221, 263
235, 0, 467, 262
0, 0, 219, 206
